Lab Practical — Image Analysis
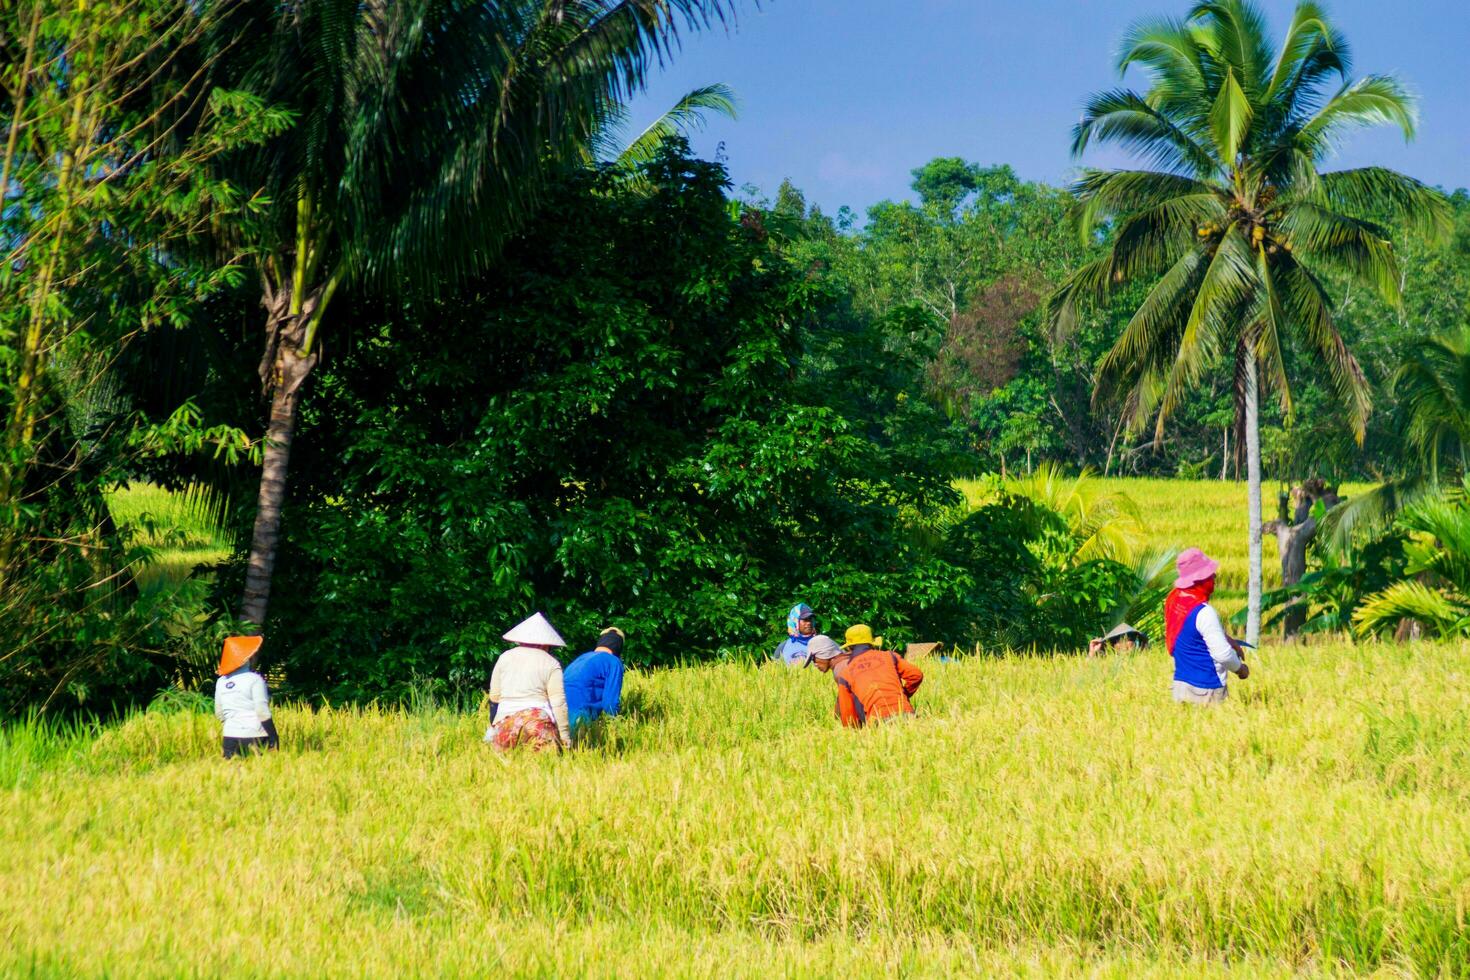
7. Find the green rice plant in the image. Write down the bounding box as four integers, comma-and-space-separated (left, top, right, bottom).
0, 710, 99, 791
3, 641, 1470, 975
106, 482, 234, 551
105, 482, 235, 590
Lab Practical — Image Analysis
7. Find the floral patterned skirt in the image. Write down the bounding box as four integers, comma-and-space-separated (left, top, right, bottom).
487, 708, 561, 752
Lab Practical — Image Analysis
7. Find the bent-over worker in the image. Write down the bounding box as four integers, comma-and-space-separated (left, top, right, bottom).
1165, 548, 1250, 705
564, 626, 627, 738
811, 626, 924, 727
487, 612, 573, 751
214, 635, 279, 759
1088, 622, 1148, 656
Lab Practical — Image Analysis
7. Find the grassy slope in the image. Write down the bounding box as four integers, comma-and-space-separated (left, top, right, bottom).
4, 642, 1470, 976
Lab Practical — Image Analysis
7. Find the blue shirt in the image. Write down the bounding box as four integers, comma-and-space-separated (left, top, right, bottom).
564, 650, 625, 725
773, 634, 812, 666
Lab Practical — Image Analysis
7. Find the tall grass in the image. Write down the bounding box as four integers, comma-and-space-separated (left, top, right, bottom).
3, 642, 1469, 975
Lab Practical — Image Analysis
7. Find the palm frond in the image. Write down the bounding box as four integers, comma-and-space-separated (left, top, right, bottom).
1007, 463, 1145, 563
1320, 479, 1423, 550
1188, 0, 1274, 94
612, 82, 737, 166
1265, 2, 1347, 100
251, 0, 749, 297
1352, 580, 1470, 639
1208, 66, 1253, 163
1108, 546, 1179, 641
1296, 74, 1417, 158
1390, 328, 1470, 474
1095, 247, 1208, 414
1044, 256, 1114, 342
1153, 225, 1257, 429
1271, 252, 1372, 439
1073, 168, 1224, 234
1315, 167, 1453, 241
1275, 201, 1401, 307
1071, 89, 1218, 176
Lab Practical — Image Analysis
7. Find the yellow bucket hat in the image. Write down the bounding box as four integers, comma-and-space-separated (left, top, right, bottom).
842, 624, 875, 649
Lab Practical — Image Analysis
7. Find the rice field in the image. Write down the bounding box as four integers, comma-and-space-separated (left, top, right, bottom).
959, 476, 1374, 622
4, 641, 1470, 976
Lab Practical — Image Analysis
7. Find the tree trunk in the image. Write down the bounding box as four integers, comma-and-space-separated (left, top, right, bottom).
1263, 516, 1314, 639
239, 285, 321, 629
1245, 352, 1263, 648
240, 379, 302, 627
1220, 426, 1229, 481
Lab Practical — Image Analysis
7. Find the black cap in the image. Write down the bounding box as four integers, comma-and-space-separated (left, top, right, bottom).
597, 629, 624, 657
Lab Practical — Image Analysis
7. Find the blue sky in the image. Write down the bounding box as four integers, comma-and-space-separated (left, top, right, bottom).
625, 0, 1470, 216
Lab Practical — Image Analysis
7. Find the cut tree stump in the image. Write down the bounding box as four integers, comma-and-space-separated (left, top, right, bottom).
1262, 479, 1339, 641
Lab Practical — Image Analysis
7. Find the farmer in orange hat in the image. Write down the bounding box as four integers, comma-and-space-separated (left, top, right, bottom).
213, 635, 279, 758
811, 626, 924, 727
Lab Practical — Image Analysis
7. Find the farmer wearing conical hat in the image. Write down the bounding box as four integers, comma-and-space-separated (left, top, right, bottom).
1088, 622, 1148, 656
214, 635, 279, 759
810, 626, 924, 727
1165, 548, 1250, 705
486, 612, 572, 751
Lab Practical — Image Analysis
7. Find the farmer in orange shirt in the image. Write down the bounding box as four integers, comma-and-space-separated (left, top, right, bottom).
810, 626, 923, 727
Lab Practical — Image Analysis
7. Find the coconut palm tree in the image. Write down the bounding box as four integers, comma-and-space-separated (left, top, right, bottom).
226, 0, 744, 627
1046, 0, 1451, 645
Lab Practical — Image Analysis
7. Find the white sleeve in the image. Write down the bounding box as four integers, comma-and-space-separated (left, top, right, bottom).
251, 675, 272, 721
1195, 605, 1243, 674
214, 681, 226, 721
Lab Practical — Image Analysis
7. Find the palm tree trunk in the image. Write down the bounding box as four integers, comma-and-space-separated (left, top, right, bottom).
239, 377, 302, 628
239, 275, 324, 628
1245, 352, 1263, 647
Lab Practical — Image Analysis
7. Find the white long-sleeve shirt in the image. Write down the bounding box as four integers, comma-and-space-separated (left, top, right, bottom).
1194, 604, 1244, 685
488, 646, 571, 745
214, 670, 272, 738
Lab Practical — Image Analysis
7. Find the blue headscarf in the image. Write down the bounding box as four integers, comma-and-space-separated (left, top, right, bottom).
786, 603, 814, 639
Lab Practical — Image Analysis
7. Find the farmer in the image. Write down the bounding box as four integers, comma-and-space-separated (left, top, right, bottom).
1088, 622, 1148, 656
772, 603, 818, 667
486, 612, 573, 751
811, 626, 925, 727
1165, 548, 1250, 704
214, 635, 279, 759
564, 626, 627, 739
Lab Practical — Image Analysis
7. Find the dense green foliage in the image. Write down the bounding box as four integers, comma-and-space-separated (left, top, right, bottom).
258, 152, 979, 700
0, 0, 276, 715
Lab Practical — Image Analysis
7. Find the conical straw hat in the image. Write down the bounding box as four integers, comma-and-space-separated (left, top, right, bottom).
503, 612, 566, 647
218, 635, 263, 675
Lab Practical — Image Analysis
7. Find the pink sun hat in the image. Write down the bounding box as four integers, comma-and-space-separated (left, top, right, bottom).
1173, 547, 1220, 589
